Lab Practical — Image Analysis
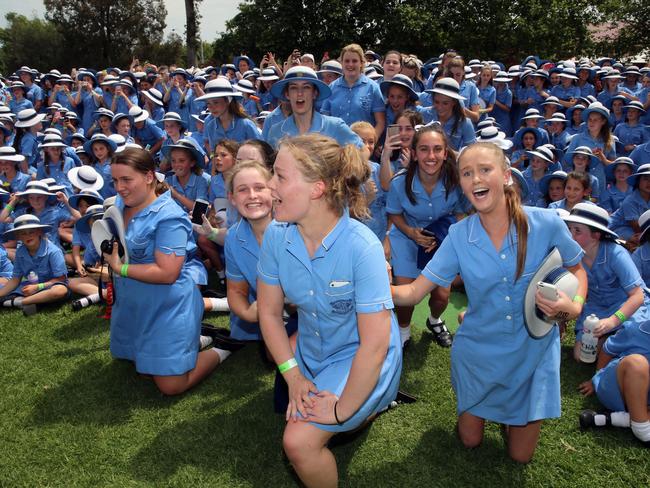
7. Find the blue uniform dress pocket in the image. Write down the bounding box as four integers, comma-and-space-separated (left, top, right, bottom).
325, 280, 354, 315
129, 236, 155, 262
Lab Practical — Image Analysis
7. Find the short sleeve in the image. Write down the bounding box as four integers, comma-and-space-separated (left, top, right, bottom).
421, 227, 460, 287
48, 246, 68, 277
612, 245, 644, 292
155, 218, 189, 256
353, 239, 393, 313
488, 88, 496, 105
0, 251, 13, 278
72, 228, 82, 247
385, 177, 406, 215
257, 223, 281, 286
196, 176, 209, 202
320, 96, 332, 116
224, 232, 246, 282
460, 120, 477, 147
371, 84, 386, 113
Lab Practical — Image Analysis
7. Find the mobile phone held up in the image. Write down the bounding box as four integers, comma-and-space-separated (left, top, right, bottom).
387, 124, 401, 160
191, 199, 209, 225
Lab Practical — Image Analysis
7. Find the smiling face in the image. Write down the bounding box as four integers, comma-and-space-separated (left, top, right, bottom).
433, 93, 454, 118
92, 142, 110, 162
530, 156, 548, 173
15, 228, 42, 249
170, 148, 195, 179
414, 130, 447, 179
568, 222, 599, 250
353, 126, 376, 161
46, 147, 63, 161
115, 118, 131, 137
229, 167, 273, 222
268, 147, 317, 223
28, 194, 47, 212
382, 53, 401, 77
342, 51, 363, 79
572, 154, 589, 172
395, 115, 416, 148
111, 163, 154, 209
163, 120, 182, 138
387, 85, 409, 112
206, 97, 229, 118
522, 132, 536, 149
547, 178, 565, 202
459, 145, 509, 215
564, 177, 588, 205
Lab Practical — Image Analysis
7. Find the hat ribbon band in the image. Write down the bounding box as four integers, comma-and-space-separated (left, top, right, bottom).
570, 209, 609, 228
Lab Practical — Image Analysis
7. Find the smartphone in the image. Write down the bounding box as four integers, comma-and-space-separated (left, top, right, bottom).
387, 124, 401, 160
537, 282, 558, 301
420, 229, 435, 238
191, 199, 209, 225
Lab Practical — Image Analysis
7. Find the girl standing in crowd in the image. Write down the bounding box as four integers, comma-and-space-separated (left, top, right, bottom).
258, 134, 401, 487
600, 157, 634, 214
492, 71, 513, 136
14, 109, 44, 170
391, 142, 587, 463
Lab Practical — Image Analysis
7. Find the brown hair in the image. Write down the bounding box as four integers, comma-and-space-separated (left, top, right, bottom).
459, 143, 528, 281
212, 139, 240, 177
278, 134, 370, 219
238, 139, 276, 169
170, 147, 203, 175
406, 123, 458, 205
112, 147, 166, 195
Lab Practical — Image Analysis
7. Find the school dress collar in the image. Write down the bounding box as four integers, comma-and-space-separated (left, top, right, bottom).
467, 212, 520, 251
321, 209, 350, 251
280, 111, 326, 136
116, 188, 173, 218
27, 236, 49, 258
283, 210, 351, 267
594, 240, 608, 266
410, 171, 444, 196
235, 218, 260, 254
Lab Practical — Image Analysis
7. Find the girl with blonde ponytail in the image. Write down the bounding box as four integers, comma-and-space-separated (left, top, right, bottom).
257, 134, 401, 488
392, 142, 588, 463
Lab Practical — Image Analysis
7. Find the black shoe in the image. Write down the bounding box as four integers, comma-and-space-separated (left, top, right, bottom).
395, 390, 417, 404
200, 323, 246, 352
579, 409, 611, 429
202, 288, 226, 299
71, 299, 84, 312
22, 304, 38, 317
426, 319, 453, 347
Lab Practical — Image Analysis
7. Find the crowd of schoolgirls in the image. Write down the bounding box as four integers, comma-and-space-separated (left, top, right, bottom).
1, 47, 649, 486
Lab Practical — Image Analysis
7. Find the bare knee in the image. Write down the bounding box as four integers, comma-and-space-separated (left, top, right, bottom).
458, 426, 483, 449
153, 377, 187, 396
283, 428, 309, 464
620, 354, 650, 377
508, 448, 534, 464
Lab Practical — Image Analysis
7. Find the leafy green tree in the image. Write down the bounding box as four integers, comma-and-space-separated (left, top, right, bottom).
0, 13, 65, 74
44, 0, 167, 69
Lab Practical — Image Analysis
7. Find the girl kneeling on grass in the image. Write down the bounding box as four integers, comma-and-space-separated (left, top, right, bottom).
0, 214, 69, 316
102, 147, 230, 395
391, 142, 587, 462
258, 134, 401, 487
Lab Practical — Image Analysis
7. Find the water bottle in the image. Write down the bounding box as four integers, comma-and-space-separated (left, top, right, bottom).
27, 271, 39, 285
580, 314, 599, 364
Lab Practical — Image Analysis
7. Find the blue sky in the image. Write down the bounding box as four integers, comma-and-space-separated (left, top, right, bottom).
0, 0, 242, 41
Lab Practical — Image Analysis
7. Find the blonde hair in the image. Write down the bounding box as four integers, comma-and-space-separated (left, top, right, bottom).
278, 134, 370, 219
350, 121, 375, 135
339, 44, 366, 69
459, 143, 528, 281
225, 159, 272, 194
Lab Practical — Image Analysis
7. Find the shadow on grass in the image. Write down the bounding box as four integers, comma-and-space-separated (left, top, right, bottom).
52, 308, 110, 342
350, 425, 526, 487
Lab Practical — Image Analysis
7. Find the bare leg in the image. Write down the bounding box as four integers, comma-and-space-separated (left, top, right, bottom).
21, 284, 68, 305
506, 420, 542, 463
153, 348, 222, 395
457, 411, 485, 448
617, 354, 650, 423
283, 421, 337, 488
394, 275, 414, 328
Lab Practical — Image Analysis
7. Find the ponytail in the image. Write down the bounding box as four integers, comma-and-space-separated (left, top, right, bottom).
504, 184, 528, 280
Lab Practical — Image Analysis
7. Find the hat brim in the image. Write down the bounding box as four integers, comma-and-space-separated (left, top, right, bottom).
524, 247, 579, 339
83, 138, 118, 155
17, 189, 55, 197
270, 77, 332, 102
379, 80, 419, 102
526, 150, 553, 164
68, 167, 105, 192
76, 210, 104, 233
161, 144, 205, 169
0, 154, 25, 162
15, 113, 45, 128
561, 213, 618, 239
142, 91, 164, 106
234, 84, 256, 94
69, 192, 103, 210
194, 91, 243, 102
132, 110, 149, 123
4, 223, 52, 239
91, 205, 129, 264
427, 87, 466, 101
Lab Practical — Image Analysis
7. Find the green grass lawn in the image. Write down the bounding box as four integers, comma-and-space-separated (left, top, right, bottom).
1, 293, 648, 487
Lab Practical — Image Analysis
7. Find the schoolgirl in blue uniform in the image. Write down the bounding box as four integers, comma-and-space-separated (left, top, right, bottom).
164, 69, 193, 129
130, 106, 165, 155
576, 66, 595, 98
379, 73, 419, 127
444, 58, 480, 124
510, 127, 543, 169
258, 134, 401, 486
545, 113, 570, 151
378, 110, 423, 187
0, 244, 12, 286
565, 103, 585, 136
551, 68, 580, 108
386, 125, 464, 347
391, 142, 587, 463
83, 134, 117, 199
320, 43, 386, 139
196, 78, 261, 151
8, 82, 33, 114
162, 138, 209, 213
599, 157, 634, 214
521, 146, 554, 206
549, 171, 593, 212
109, 79, 138, 118
566, 146, 602, 201
537, 170, 567, 207
608, 164, 650, 242
0, 214, 69, 313
631, 210, 650, 286
562, 203, 650, 364
492, 71, 513, 136
73, 70, 102, 133
265, 66, 362, 149
475, 65, 497, 121
103, 147, 228, 395
37, 137, 76, 196
0, 147, 30, 193
13, 109, 45, 170
420, 78, 476, 151
613, 101, 647, 157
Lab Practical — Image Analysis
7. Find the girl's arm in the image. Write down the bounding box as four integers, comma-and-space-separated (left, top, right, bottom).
378, 133, 400, 191
227, 279, 258, 323
71, 245, 86, 276
168, 186, 195, 214
373, 112, 386, 142
594, 285, 644, 337
104, 244, 184, 284
536, 262, 588, 320
391, 273, 438, 306
390, 213, 436, 249
0, 277, 20, 297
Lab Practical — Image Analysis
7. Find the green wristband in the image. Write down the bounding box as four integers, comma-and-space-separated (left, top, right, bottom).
37, 283, 45, 291
572, 295, 585, 305
120, 264, 129, 278
278, 358, 298, 374
5, 203, 14, 212
614, 310, 627, 323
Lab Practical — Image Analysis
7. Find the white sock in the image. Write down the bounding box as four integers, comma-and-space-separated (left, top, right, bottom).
399, 325, 411, 346
77, 293, 101, 308
611, 411, 630, 427
12, 297, 23, 307
199, 335, 213, 350
631, 420, 650, 442
207, 297, 229, 312
2, 298, 14, 307
212, 347, 231, 362
428, 315, 442, 325
217, 270, 226, 279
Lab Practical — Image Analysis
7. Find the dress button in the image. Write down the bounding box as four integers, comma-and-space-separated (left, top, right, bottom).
428, 203, 432, 207
312, 312, 317, 317
506, 315, 512, 320
315, 331, 319, 336
502, 277, 507, 282
500, 254, 506, 259
505, 296, 510, 301
309, 290, 314, 295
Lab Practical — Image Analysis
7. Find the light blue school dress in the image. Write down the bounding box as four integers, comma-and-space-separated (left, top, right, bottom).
204, 115, 261, 150
609, 191, 650, 239
493, 86, 513, 136
26, 84, 43, 107
0, 245, 13, 279
21, 132, 41, 168
36, 158, 76, 195
632, 242, 650, 289
133, 118, 165, 149
110, 191, 204, 376
0, 171, 31, 193
265, 112, 362, 149
95, 159, 116, 199
578, 83, 595, 98
599, 184, 633, 214
421, 207, 583, 424
79, 88, 101, 132
551, 84, 580, 102
10, 98, 33, 115
522, 167, 550, 206
320, 74, 386, 126
629, 142, 650, 166
477, 85, 496, 122
564, 133, 615, 195
363, 162, 388, 240
459, 80, 479, 109
165, 173, 209, 213
614, 123, 648, 157
386, 172, 464, 278
574, 240, 650, 342
72, 226, 100, 266
10, 237, 68, 295
260, 106, 288, 141
13, 205, 71, 250
258, 213, 402, 432
419, 110, 476, 151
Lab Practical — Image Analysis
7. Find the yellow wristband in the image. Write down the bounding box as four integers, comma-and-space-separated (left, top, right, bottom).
614, 310, 627, 323
37, 283, 45, 291
572, 295, 585, 305
278, 358, 298, 374
120, 264, 129, 278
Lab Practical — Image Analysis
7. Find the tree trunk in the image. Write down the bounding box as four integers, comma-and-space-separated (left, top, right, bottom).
185, 0, 197, 67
